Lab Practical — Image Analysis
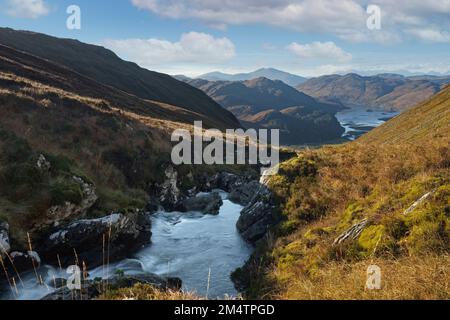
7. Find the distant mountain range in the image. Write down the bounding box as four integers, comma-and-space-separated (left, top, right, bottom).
185, 77, 345, 145
297, 73, 450, 111
197, 68, 307, 87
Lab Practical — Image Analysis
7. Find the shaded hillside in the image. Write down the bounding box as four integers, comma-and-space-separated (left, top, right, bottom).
0, 41, 230, 251
239, 107, 345, 145
234, 86, 450, 299
187, 77, 345, 145
0, 27, 240, 129
198, 68, 307, 87
297, 73, 447, 111
189, 77, 336, 112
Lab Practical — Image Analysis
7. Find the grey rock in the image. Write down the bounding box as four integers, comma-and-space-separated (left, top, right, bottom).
236, 185, 281, 244
43, 176, 98, 228
180, 192, 223, 215
158, 166, 182, 211
228, 180, 261, 206
0, 222, 10, 256
39, 212, 151, 269
36, 154, 51, 171
8, 251, 41, 272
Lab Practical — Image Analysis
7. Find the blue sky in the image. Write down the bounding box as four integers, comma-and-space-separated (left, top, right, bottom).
1, 0, 449, 77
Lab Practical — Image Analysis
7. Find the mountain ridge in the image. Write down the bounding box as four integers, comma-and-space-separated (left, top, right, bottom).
198, 68, 307, 87
185, 77, 345, 145
0, 27, 240, 129
297, 73, 449, 111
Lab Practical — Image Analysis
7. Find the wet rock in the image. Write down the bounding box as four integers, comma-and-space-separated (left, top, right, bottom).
39, 211, 151, 269
0, 222, 10, 256
208, 172, 250, 192
180, 192, 223, 215
9, 251, 41, 272
236, 185, 281, 244
41, 273, 182, 300
43, 176, 98, 228
228, 180, 261, 206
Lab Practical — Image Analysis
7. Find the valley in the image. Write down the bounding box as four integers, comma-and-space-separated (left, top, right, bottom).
0, 27, 448, 301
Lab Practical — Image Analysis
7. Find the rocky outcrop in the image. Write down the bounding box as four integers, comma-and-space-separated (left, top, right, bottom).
42, 273, 182, 300
236, 185, 281, 244
229, 181, 261, 206
36, 154, 51, 171
333, 219, 369, 246
155, 168, 257, 211
38, 211, 151, 268
0, 222, 10, 256
207, 172, 255, 194
158, 166, 182, 211
180, 192, 223, 215
43, 176, 98, 228
403, 190, 435, 215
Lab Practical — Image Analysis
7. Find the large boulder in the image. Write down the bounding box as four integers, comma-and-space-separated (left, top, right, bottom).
228, 180, 261, 206
41, 273, 182, 300
180, 192, 223, 215
236, 185, 281, 244
38, 211, 151, 269
8, 251, 41, 272
0, 222, 10, 256
208, 172, 253, 192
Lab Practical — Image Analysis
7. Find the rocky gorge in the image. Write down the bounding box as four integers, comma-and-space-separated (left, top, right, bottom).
0, 165, 280, 299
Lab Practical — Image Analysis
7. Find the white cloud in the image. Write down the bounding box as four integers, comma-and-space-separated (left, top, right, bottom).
102, 32, 236, 68
130, 0, 450, 44
6, 0, 49, 18
407, 27, 450, 43
288, 41, 352, 62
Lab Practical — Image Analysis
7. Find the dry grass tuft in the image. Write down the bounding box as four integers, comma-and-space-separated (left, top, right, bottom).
99, 283, 202, 301
277, 254, 449, 300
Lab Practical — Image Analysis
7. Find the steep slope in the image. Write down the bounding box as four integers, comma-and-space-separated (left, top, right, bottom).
0, 27, 240, 129
187, 77, 345, 145
239, 107, 345, 145
189, 77, 335, 112
0, 37, 252, 262
297, 73, 446, 111
234, 86, 450, 299
360, 84, 450, 144
199, 68, 307, 87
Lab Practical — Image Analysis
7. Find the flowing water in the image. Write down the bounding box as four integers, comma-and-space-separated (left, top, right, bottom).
2, 191, 253, 300
336, 108, 399, 140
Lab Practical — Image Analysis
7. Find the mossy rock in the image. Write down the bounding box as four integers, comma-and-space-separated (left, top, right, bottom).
357, 225, 387, 255
338, 202, 364, 230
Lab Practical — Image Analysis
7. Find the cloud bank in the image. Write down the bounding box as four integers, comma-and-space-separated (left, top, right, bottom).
6, 0, 49, 19
103, 32, 236, 68
130, 0, 450, 43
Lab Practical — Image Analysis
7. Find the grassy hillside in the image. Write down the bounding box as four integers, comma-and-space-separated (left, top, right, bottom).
0, 41, 224, 249
0, 28, 240, 130
360, 85, 450, 144
234, 85, 450, 299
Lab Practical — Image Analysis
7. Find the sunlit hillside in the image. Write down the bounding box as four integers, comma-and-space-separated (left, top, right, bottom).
234, 85, 450, 299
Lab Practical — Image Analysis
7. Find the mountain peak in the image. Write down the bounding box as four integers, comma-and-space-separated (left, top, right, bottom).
198, 68, 307, 87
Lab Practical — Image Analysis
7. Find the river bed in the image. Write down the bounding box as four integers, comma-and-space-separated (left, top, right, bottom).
336, 108, 399, 140
2, 191, 252, 300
